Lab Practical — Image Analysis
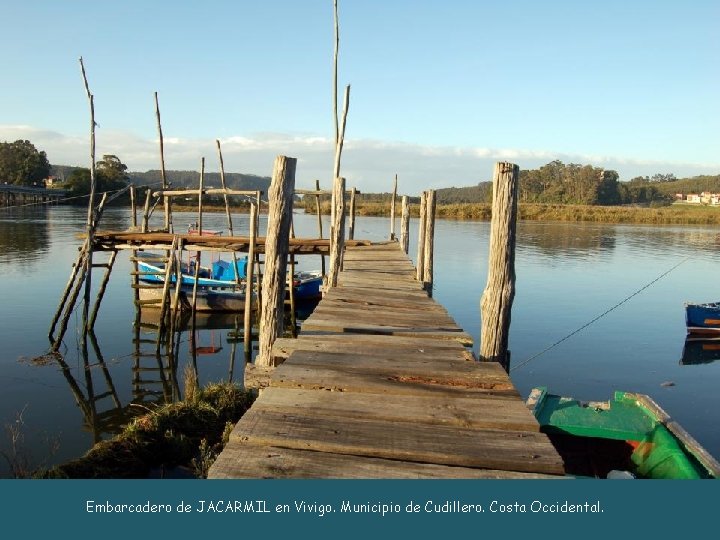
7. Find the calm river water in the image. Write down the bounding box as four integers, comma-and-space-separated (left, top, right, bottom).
1, 205, 719, 476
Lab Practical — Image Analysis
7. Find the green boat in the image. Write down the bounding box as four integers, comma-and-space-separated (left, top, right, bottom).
527, 387, 720, 479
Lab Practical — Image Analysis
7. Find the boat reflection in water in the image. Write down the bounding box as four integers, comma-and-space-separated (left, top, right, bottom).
680, 337, 720, 366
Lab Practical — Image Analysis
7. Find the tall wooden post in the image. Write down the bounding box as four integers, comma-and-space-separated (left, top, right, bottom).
243, 202, 257, 363
480, 162, 519, 371
422, 190, 436, 295
390, 173, 398, 240
155, 92, 171, 232
130, 185, 137, 228
257, 156, 296, 367
416, 191, 427, 281
328, 176, 346, 288
400, 195, 409, 254
348, 186, 357, 240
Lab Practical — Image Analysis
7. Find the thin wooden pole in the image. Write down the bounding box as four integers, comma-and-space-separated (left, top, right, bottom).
479, 162, 520, 371
400, 195, 409, 254
216, 140, 241, 287
422, 189, 437, 296
390, 173, 398, 240
257, 155, 296, 367
197, 158, 205, 235
49, 238, 89, 340
349, 186, 356, 241
155, 92, 171, 232
243, 202, 257, 363
328, 176, 346, 288
79, 57, 97, 339
88, 249, 117, 329
314, 179, 326, 276
416, 191, 427, 281
130, 185, 137, 228
141, 189, 152, 233
191, 160, 205, 315
254, 190, 263, 323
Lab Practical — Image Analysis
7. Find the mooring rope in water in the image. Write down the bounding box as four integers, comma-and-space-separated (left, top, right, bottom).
510, 256, 691, 372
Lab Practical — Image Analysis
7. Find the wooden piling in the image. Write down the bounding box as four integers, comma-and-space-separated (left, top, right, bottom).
141, 189, 152, 233
328, 177, 346, 288
79, 57, 97, 339
479, 162, 519, 370
422, 189, 436, 295
416, 191, 427, 281
400, 195, 409, 254
217, 140, 242, 286
348, 186, 356, 241
390, 173, 398, 240
314, 179, 326, 276
244, 203, 257, 363
155, 92, 171, 232
190, 160, 205, 315
257, 156, 296, 367
88, 249, 118, 329
130, 185, 137, 229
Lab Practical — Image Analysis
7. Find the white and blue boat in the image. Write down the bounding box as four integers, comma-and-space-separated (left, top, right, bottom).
685, 302, 720, 335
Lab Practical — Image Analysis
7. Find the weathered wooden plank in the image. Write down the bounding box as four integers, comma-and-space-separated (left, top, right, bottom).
299, 320, 474, 345
209, 444, 565, 479
230, 408, 565, 475
254, 387, 541, 432
306, 308, 460, 329
271, 363, 516, 397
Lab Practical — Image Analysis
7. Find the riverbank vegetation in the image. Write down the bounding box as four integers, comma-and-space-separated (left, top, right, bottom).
38, 376, 254, 479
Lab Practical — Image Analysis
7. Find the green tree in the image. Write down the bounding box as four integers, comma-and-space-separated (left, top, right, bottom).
64, 154, 130, 200
0, 139, 51, 186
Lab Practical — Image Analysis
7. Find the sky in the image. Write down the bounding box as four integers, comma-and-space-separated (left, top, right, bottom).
1, 0, 718, 192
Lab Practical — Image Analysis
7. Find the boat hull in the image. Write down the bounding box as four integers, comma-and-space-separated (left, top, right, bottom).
685, 302, 720, 335
527, 387, 720, 479
138, 287, 249, 312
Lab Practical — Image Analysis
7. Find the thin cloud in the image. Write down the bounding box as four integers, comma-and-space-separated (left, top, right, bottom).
1, 125, 718, 192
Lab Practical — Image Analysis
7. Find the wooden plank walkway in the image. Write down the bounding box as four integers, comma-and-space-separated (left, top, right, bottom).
209, 242, 565, 478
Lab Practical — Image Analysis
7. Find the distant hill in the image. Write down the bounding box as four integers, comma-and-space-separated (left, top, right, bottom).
50, 165, 271, 194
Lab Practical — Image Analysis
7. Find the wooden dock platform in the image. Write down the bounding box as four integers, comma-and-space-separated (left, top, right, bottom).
209, 242, 565, 478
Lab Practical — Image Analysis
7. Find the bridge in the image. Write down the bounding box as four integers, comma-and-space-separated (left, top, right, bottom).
0, 184, 68, 205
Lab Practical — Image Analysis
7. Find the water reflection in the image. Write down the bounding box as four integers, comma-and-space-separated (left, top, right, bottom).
680, 337, 720, 366
0, 208, 50, 264
518, 222, 617, 259
49, 299, 319, 445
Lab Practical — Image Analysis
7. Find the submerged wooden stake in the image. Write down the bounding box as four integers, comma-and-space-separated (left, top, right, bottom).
480, 162, 519, 371
257, 155, 296, 367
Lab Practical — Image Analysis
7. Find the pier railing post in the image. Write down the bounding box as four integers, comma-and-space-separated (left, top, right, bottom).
400, 195, 409, 253
257, 155, 296, 367
327, 177, 346, 288
480, 162, 519, 371
348, 186, 356, 241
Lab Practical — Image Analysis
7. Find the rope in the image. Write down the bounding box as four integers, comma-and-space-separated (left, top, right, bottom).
510, 256, 690, 372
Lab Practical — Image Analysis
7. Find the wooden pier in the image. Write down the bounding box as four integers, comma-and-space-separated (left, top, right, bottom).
209, 242, 565, 479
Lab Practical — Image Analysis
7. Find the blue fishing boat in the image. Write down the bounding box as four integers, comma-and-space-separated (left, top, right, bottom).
135, 255, 323, 312
685, 302, 720, 335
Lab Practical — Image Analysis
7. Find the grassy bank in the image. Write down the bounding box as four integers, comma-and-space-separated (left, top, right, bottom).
38, 378, 255, 479
302, 200, 720, 225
